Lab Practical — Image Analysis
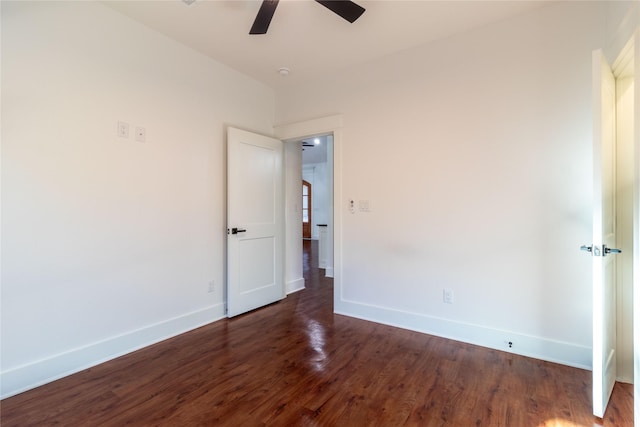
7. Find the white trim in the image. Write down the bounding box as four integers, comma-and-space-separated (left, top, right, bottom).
286, 278, 305, 294
325, 267, 334, 278
335, 299, 591, 370
612, 34, 635, 78
0, 304, 225, 399
275, 115, 343, 141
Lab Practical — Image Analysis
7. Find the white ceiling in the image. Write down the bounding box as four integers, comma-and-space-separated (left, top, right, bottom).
302, 135, 328, 164
105, 0, 554, 89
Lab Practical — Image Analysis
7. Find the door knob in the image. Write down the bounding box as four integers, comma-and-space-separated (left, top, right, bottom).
604, 246, 621, 255
580, 245, 593, 253
582, 244, 621, 256
231, 227, 247, 235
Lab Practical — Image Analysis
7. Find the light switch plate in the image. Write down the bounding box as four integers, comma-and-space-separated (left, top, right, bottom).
118, 121, 129, 138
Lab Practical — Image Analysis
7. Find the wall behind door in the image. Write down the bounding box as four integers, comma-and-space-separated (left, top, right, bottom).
616, 74, 635, 383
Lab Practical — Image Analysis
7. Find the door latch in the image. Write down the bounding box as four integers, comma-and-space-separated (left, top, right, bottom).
231, 227, 247, 235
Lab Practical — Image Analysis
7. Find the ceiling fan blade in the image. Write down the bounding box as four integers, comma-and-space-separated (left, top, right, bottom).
250, 0, 280, 35
315, 0, 365, 23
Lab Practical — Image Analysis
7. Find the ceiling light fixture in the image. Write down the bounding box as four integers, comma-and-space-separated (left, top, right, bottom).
278, 67, 290, 76
182, 0, 196, 5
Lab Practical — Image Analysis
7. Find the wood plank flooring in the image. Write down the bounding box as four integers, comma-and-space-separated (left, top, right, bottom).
1, 240, 633, 426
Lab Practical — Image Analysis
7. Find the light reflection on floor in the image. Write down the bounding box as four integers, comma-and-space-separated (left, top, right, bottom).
305, 318, 328, 372
537, 419, 591, 427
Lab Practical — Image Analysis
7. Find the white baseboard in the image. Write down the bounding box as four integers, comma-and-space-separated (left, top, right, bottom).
0, 303, 225, 399
286, 278, 305, 294
334, 298, 591, 370
325, 267, 334, 278
2, 296, 591, 400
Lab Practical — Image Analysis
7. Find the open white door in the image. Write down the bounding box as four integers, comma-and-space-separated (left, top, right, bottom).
590, 49, 621, 418
227, 127, 284, 317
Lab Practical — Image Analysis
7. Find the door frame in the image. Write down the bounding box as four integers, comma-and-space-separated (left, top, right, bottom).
605, 27, 640, 425
606, 26, 639, 426
275, 115, 342, 308
610, 33, 637, 386
628, 29, 640, 427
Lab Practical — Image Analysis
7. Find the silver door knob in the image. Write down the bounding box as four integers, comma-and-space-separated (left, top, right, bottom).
604, 246, 621, 255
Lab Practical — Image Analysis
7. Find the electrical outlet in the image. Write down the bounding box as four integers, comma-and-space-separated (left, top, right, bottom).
208, 280, 215, 293
135, 126, 146, 143
118, 121, 129, 138
443, 288, 454, 304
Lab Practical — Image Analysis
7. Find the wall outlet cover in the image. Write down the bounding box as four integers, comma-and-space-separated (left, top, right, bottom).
135, 126, 146, 143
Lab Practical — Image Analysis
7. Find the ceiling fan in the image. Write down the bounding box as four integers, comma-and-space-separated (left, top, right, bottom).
250, 0, 366, 35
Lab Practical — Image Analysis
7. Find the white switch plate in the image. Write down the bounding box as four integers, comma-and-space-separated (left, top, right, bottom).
118, 121, 129, 138
359, 200, 370, 212
443, 288, 454, 304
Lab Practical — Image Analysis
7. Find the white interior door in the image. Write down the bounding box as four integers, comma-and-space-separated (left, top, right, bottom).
591, 49, 619, 419
227, 127, 284, 317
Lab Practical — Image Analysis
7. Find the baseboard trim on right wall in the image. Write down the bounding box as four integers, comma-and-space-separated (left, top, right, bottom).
335, 298, 591, 370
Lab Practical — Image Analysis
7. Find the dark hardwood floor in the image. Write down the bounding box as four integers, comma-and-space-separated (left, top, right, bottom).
1, 240, 633, 426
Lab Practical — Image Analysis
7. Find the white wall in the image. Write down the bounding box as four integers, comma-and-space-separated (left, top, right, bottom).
284, 141, 304, 293
1, 1, 274, 398
276, 2, 608, 367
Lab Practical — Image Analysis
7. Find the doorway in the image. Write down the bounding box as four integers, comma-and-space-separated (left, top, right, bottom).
612, 36, 635, 387
301, 134, 333, 276
277, 115, 341, 300
607, 31, 639, 425
592, 34, 636, 419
